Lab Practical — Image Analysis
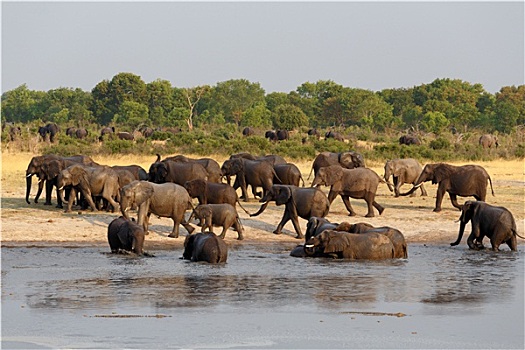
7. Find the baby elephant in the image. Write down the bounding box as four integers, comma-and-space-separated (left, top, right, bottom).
183, 232, 228, 263
107, 216, 147, 256
190, 204, 244, 240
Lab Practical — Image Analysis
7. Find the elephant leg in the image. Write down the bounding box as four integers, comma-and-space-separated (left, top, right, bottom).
44, 179, 54, 205
233, 220, 244, 240
55, 181, 63, 209
393, 177, 400, 197
289, 214, 304, 239
449, 193, 462, 211
219, 226, 228, 239
34, 179, 45, 204
168, 220, 180, 238
420, 184, 428, 196
274, 211, 292, 235
506, 235, 518, 251
341, 196, 357, 216
372, 200, 385, 216
327, 190, 339, 205
81, 189, 98, 211
65, 188, 76, 213
433, 184, 446, 212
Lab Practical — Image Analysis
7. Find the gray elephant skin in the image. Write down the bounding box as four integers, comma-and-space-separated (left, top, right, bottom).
308, 151, 365, 180
190, 204, 244, 240
120, 181, 195, 238
183, 232, 228, 263
38, 123, 59, 142
399, 135, 421, 145
273, 163, 305, 187
304, 231, 395, 259
251, 184, 330, 239
183, 179, 250, 215
400, 163, 494, 212
312, 165, 385, 217
148, 159, 208, 186
161, 154, 222, 183
479, 134, 499, 149
384, 158, 427, 197
290, 217, 339, 257
57, 164, 120, 213
324, 130, 345, 142
451, 200, 523, 251
107, 216, 146, 255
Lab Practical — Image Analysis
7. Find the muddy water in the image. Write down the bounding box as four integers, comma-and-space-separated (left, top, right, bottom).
2, 244, 524, 349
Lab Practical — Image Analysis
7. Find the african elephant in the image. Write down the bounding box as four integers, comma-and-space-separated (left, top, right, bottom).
138, 125, 154, 138
9, 126, 21, 141
334, 221, 374, 233
274, 163, 305, 187
107, 216, 146, 255
265, 130, 289, 141
160, 154, 221, 183
479, 134, 499, 149
120, 180, 195, 238
242, 127, 255, 136
451, 201, 523, 251
325, 130, 345, 142
399, 134, 421, 145
304, 231, 395, 259
149, 159, 208, 186
312, 165, 386, 217
117, 131, 134, 141
182, 232, 228, 263
66, 127, 76, 137
183, 179, 250, 215
308, 151, 365, 180
38, 123, 59, 142
189, 203, 244, 240
75, 128, 88, 139
99, 126, 115, 141
251, 184, 330, 239
400, 163, 494, 212
25, 154, 96, 206
307, 128, 320, 140
221, 157, 279, 201
305, 217, 339, 242
57, 164, 120, 213
384, 158, 427, 197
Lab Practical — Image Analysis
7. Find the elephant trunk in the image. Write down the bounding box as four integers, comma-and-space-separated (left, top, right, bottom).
250, 201, 270, 217
451, 218, 466, 246
25, 174, 33, 204
133, 236, 144, 256
398, 183, 422, 197
58, 188, 68, 205
384, 171, 394, 192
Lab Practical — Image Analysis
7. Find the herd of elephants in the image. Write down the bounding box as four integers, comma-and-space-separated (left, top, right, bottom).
24, 149, 521, 263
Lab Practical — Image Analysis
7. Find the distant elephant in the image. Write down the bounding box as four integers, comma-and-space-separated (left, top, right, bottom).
149, 159, 208, 186
117, 131, 134, 141
399, 135, 421, 145
183, 179, 251, 215
312, 165, 386, 217
107, 216, 146, 255
251, 184, 330, 239
265, 130, 289, 141
66, 127, 77, 137
160, 154, 221, 183
451, 201, 523, 251
400, 163, 494, 212
120, 180, 195, 238
182, 232, 228, 263
8, 126, 21, 141
325, 130, 345, 142
189, 203, 244, 240
230, 153, 287, 165
99, 126, 115, 141
242, 127, 255, 136
384, 158, 427, 197
111, 165, 149, 181
57, 164, 120, 213
38, 123, 59, 142
138, 125, 154, 138
304, 231, 395, 259
308, 151, 365, 180
273, 163, 305, 187
479, 134, 499, 149
75, 128, 88, 139
307, 128, 320, 140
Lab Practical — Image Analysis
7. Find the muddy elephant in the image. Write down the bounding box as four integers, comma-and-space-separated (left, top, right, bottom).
312, 165, 386, 217
107, 216, 146, 255
274, 163, 305, 187
400, 163, 494, 212
242, 127, 255, 136
149, 159, 208, 186
479, 134, 499, 149
25, 154, 96, 206
305, 217, 339, 242
304, 231, 395, 259
251, 184, 330, 239
399, 134, 421, 145
57, 164, 120, 213
183, 179, 250, 214
384, 158, 427, 197
451, 201, 523, 251
120, 180, 195, 238
160, 154, 221, 183
182, 232, 228, 263
189, 203, 244, 240
38, 123, 59, 142
308, 151, 365, 180
325, 130, 345, 142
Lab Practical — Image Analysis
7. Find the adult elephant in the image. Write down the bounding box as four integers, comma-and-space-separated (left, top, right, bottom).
304, 231, 395, 259
308, 151, 365, 180
38, 123, 59, 142
274, 163, 305, 187
66, 127, 76, 137
75, 128, 88, 139
242, 126, 255, 136
221, 157, 279, 201
117, 131, 134, 141
399, 135, 421, 145
138, 125, 154, 138
107, 216, 146, 256
384, 158, 427, 197
451, 201, 523, 251
99, 126, 115, 141
57, 164, 120, 213
325, 130, 345, 142
149, 159, 208, 186
160, 154, 221, 183
250, 184, 330, 239
305, 217, 339, 242
265, 130, 289, 141
400, 163, 494, 212
307, 128, 320, 140
479, 134, 499, 149
111, 165, 149, 181
183, 179, 251, 214
8, 126, 21, 141
182, 232, 228, 263
189, 203, 244, 240
25, 154, 96, 206
312, 165, 386, 217
120, 180, 195, 238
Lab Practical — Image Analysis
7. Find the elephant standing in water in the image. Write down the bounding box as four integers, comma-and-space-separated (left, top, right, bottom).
451, 201, 524, 251
183, 232, 228, 263
384, 158, 427, 197
400, 163, 494, 212
107, 216, 146, 255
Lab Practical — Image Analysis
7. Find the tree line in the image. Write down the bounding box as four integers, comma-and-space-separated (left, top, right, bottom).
2, 73, 524, 134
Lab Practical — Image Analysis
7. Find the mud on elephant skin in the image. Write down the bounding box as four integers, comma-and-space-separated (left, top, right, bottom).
182, 232, 228, 263
189, 203, 244, 240
107, 216, 151, 256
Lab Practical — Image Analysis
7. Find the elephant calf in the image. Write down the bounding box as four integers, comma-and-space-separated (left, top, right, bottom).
190, 204, 244, 240
107, 216, 146, 256
183, 232, 228, 263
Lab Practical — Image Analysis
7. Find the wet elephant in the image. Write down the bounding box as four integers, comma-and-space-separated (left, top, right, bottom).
305, 217, 339, 242
189, 203, 244, 240
107, 216, 146, 255
400, 163, 494, 212
308, 151, 365, 180
182, 232, 228, 263
384, 158, 427, 197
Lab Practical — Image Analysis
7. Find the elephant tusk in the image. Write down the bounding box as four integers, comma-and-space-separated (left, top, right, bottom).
414, 183, 423, 188
26, 173, 33, 178
305, 244, 314, 248
58, 186, 64, 190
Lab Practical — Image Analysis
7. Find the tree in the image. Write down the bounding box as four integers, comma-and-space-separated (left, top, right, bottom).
242, 104, 272, 128
272, 104, 308, 130
1, 84, 44, 123
146, 79, 174, 126
183, 86, 209, 131
113, 101, 149, 130
421, 111, 450, 134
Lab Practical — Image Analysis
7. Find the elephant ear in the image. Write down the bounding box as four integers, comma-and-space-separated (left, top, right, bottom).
134, 183, 154, 205
326, 165, 343, 186
47, 160, 63, 179
70, 165, 89, 187
231, 158, 244, 173
196, 205, 212, 219
323, 234, 347, 254
275, 186, 291, 206
432, 164, 452, 184
117, 223, 133, 249
393, 164, 406, 177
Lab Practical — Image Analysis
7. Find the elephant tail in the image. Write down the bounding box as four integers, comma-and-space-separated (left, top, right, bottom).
299, 174, 305, 187
236, 200, 252, 215
488, 175, 495, 197
307, 166, 314, 181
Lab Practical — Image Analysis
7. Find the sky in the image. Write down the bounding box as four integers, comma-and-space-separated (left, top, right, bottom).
1, 1, 524, 94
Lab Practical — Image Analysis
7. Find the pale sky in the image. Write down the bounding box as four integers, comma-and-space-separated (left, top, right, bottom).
2, 1, 524, 94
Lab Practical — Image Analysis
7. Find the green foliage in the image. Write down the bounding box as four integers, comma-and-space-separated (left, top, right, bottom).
429, 137, 451, 150
272, 104, 308, 130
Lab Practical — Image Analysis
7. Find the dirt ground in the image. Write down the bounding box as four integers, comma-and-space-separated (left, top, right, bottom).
1, 152, 524, 250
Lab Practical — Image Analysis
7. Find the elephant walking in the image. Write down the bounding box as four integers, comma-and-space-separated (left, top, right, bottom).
189, 204, 244, 240
183, 232, 228, 263
160, 154, 222, 183
384, 158, 427, 197
308, 151, 365, 180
